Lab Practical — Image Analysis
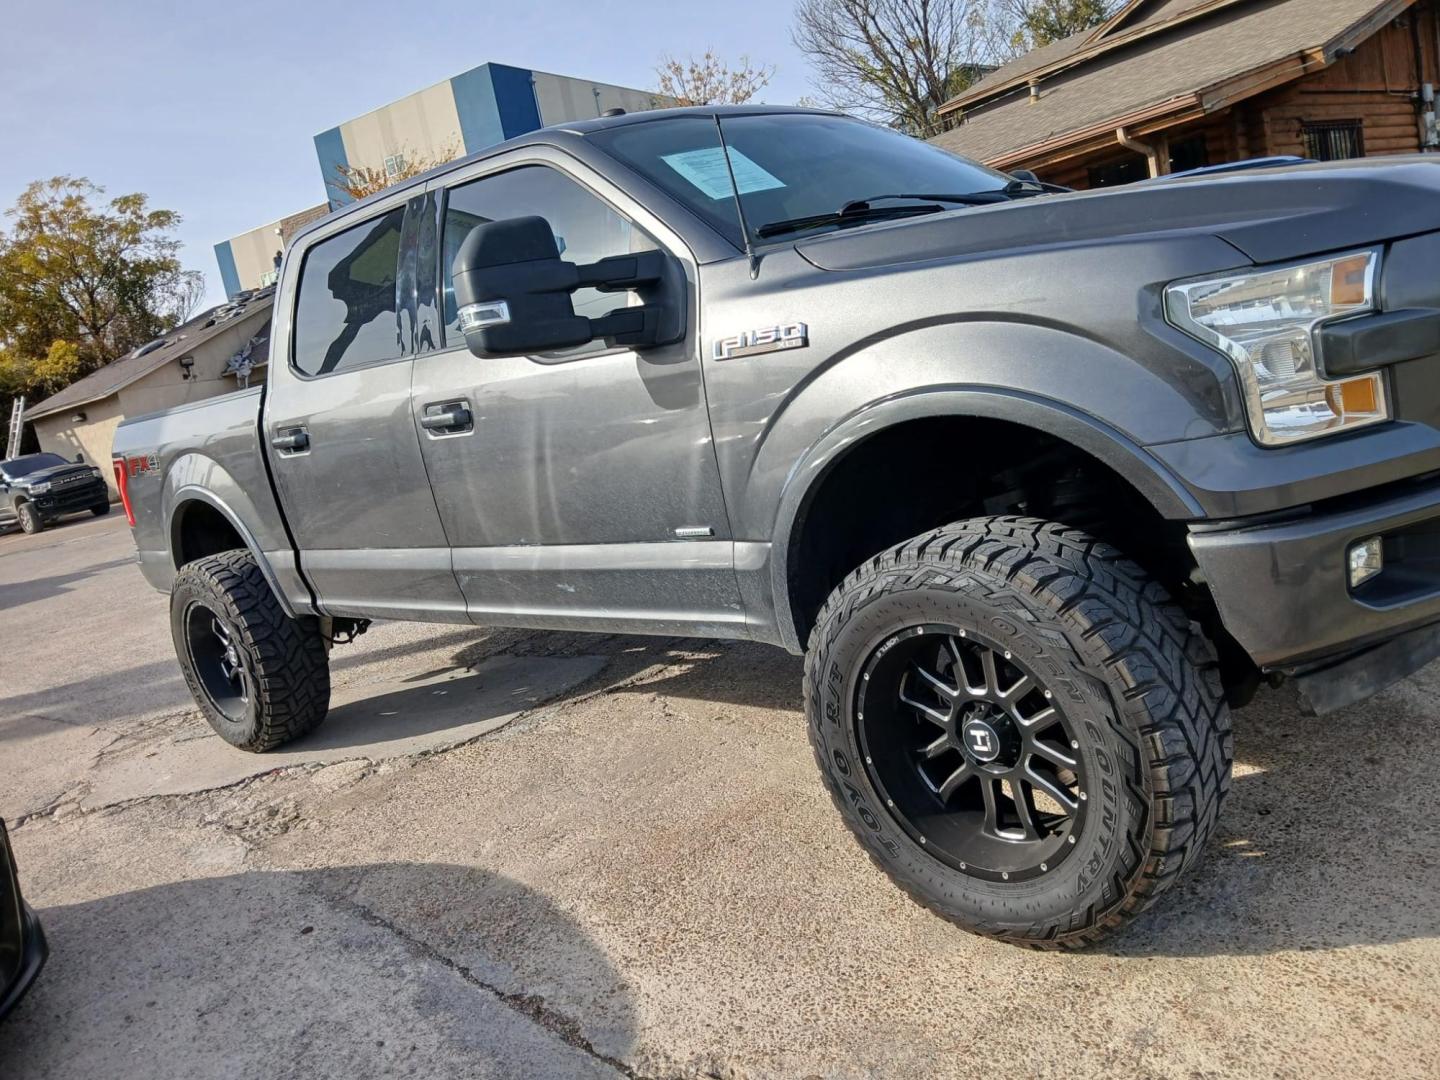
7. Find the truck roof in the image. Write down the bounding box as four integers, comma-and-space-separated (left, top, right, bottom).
292, 105, 840, 247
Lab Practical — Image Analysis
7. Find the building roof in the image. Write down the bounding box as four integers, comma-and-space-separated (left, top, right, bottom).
931, 0, 1410, 167
26, 290, 274, 421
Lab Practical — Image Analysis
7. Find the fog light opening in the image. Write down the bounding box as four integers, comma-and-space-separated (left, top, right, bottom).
1348, 536, 1383, 588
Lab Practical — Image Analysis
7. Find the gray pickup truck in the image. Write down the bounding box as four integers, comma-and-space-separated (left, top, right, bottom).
113, 105, 1440, 947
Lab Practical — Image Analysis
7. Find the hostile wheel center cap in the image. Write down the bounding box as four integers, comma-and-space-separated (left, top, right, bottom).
960, 708, 1019, 767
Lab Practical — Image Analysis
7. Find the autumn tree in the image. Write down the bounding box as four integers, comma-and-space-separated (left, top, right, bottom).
1004, 0, 1121, 49
0, 176, 202, 420
654, 50, 776, 105
328, 142, 462, 202
792, 0, 996, 137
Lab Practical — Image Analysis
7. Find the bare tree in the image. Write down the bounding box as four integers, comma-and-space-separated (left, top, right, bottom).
329, 142, 462, 203
792, 0, 999, 136
655, 50, 776, 105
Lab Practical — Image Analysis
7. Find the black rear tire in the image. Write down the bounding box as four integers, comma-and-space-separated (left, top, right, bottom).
91, 502, 111, 516
171, 549, 330, 752
17, 503, 41, 534
804, 516, 1232, 949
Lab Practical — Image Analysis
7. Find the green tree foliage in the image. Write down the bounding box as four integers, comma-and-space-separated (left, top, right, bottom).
1008, 0, 1120, 49
0, 176, 202, 425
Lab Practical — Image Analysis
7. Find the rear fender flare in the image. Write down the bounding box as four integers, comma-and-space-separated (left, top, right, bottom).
164, 472, 297, 620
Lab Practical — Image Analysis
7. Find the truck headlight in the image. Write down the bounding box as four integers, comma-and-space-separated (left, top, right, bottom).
28, 482, 50, 494
1165, 251, 1388, 446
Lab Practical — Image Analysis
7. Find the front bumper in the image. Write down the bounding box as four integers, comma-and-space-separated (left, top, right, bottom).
32, 479, 109, 518
1190, 473, 1440, 710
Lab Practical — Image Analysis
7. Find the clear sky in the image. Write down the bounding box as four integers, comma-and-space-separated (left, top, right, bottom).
0, 0, 815, 308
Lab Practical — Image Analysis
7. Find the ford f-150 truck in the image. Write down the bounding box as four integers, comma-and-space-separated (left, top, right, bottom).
112, 105, 1440, 947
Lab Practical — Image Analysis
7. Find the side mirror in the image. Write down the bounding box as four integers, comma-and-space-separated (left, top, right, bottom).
452, 216, 684, 358
74, 452, 86, 464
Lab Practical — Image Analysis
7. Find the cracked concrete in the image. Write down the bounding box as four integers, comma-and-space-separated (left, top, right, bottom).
4, 513, 1440, 1078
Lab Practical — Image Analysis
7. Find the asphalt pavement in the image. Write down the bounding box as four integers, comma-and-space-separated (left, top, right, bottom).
1, 513, 1437, 1078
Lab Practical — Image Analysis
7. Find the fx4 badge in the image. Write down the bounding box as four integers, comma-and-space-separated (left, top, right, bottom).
712, 321, 808, 361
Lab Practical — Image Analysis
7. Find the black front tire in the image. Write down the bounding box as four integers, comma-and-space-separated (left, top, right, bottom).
171, 550, 331, 752
804, 516, 1232, 949
91, 502, 111, 516
16, 503, 42, 534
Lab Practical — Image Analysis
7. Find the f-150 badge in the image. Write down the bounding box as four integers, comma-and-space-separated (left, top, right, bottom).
712, 322, 808, 360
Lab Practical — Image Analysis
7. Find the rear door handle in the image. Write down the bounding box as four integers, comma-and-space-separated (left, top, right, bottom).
271, 428, 309, 453
420, 402, 473, 435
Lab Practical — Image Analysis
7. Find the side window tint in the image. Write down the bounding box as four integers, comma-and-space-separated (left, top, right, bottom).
292, 206, 406, 376
441, 165, 656, 355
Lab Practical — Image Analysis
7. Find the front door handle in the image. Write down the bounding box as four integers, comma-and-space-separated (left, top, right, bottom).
271, 429, 309, 453
420, 402, 473, 434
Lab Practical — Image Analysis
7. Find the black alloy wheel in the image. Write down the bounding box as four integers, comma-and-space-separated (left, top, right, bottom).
182, 602, 252, 724
857, 625, 1085, 883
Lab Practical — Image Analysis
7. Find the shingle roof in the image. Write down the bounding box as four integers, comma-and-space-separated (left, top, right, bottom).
26, 290, 274, 420
930, 0, 1404, 166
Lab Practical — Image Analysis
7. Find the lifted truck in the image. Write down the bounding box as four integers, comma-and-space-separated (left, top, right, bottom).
1, 452, 111, 534
113, 106, 1440, 947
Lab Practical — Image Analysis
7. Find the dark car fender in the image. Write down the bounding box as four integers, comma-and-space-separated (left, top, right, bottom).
743, 324, 1213, 653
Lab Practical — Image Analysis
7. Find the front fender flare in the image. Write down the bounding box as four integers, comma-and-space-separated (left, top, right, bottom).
767, 386, 1203, 652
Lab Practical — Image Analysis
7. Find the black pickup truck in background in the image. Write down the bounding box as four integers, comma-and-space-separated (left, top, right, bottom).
0, 453, 111, 535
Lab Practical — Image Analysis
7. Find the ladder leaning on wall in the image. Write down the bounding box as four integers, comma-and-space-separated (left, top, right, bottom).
5, 396, 24, 460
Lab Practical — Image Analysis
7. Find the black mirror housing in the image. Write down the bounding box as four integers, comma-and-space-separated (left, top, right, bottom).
453, 215, 685, 358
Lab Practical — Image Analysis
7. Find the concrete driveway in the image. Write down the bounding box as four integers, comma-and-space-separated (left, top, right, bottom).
1, 515, 1438, 1078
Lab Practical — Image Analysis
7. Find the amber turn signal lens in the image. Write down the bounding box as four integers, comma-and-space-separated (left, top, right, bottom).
1330, 255, 1371, 307
1326, 376, 1381, 416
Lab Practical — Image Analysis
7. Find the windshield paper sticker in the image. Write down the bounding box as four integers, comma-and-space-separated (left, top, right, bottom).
661, 147, 785, 200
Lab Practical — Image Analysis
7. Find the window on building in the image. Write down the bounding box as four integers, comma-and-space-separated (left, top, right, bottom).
440, 165, 657, 356
292, 206, 406, 377
1168, 133, 1210, 174
1087, 154, 1148, 188
1303, 120, 1365, 161
383, 154, 406, 179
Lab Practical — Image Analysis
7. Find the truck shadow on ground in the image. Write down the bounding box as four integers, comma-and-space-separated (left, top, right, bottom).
441, 631, 1440, 960
0, 863, 638, 1075
0, 557, 136, 611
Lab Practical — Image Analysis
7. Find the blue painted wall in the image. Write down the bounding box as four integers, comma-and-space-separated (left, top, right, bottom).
488, 64, 542, 139
213, 240, 242, 299
313, 126, 351, 208
450, 63, 541, 155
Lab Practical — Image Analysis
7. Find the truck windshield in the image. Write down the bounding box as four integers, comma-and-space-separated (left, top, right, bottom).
1, 453, 68, 478
589, 113, 1016, 248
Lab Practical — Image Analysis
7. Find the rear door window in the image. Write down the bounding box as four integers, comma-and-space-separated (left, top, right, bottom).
292, 206, 406, 377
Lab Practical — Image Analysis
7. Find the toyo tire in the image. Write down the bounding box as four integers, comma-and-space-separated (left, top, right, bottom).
804, 516, 1232, 949
171, 549, 330, 752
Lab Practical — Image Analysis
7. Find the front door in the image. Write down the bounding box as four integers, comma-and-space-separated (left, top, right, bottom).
411, 157, 741, 636
266, 192, 467, 623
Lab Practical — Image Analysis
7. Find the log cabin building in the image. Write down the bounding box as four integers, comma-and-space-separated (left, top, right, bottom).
929, 0, 1440, 189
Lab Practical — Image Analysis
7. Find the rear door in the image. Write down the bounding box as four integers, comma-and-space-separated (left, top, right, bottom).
411, 150, 741, 636
265, 190, 467, 623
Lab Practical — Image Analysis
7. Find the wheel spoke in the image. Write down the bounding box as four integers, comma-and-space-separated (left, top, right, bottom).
980, 777, 1002, 836
938, 762, 971, 801
1001, 674, 1033, 701
1029, 739, 1077, 770
977, 648, 999, 697
1024, 766, 1079, 813
210, 617, 230, 646
1010, 782, 1042, 841
898, 684, 950, 727
1015, 705, 1056, 730
912, 661, 959, 699
921, 733, 951, 759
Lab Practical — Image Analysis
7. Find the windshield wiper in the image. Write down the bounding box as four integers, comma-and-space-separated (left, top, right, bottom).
754, 190, 1025, 240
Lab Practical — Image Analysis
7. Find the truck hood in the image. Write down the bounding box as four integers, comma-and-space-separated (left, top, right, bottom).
795, 156, 1440, 272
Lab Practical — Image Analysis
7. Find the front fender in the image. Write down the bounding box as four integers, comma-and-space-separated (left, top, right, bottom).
729, 323, 1213, 653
